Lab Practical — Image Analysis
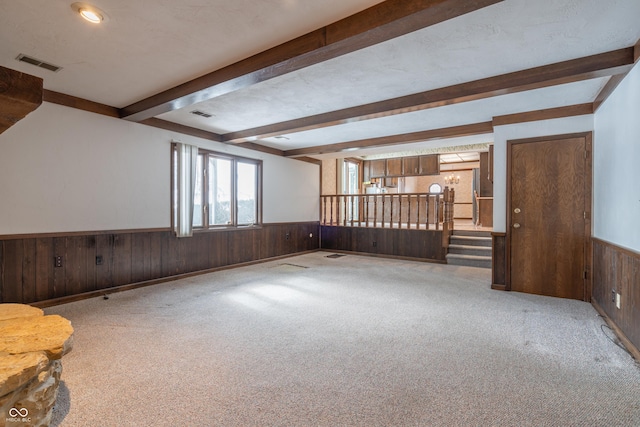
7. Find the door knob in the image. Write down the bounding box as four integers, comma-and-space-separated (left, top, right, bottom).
514, 208, 521, 214
513, 223, 521, 228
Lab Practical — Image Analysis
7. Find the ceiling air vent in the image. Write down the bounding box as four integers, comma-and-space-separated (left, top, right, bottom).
190, 110, 213, 118
16, 54, 63, 72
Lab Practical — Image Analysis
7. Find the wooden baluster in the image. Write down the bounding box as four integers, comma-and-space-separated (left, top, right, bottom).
435, 194, 440, 231
398, 194, 402, 229
381, 195, 386, 228
426, 194, 431, 230
364, 195, 368, 228
416, 194, 420, 229
322, 196, 326, 225
329, 196, 333, 225
343, 196, 347, 227
351, 195, 355, 227
374, 195, 378, 228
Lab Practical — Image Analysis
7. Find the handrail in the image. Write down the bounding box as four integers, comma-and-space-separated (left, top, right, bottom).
320, 189, 455, 231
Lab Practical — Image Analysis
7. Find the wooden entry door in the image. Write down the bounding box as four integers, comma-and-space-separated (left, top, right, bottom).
508, 133, 591, 301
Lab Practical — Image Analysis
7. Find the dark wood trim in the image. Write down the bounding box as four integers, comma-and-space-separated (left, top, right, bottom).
120, 0, 503, 121
320, 225, 446, 261
593, 74, 628, 112
234, 142, 285, 157
506, 132, 593, 298
140, 117, 222, 142
635, 39, 640, 63
0, 228, 171, 241
223, 48, 635, 143
592, 237, 640, 356
0, 66, 43, 135
1, 222, 321, 305
491, 232, 506, 290
295, 156, 322, 166
31, 249, 320, 309
592, 237, 640, 258
492, 103, 593, 127
43, 90, 288, 158
43, 90, 120, 118
592, 299, 640, 361
284, 122, 493, 157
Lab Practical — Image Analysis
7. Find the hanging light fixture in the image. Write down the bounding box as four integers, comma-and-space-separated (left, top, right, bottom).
444, 173, 460, 185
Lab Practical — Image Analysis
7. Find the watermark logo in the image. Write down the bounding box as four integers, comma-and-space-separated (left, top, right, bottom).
6, 407, 30, 423
9, 409, 28, 418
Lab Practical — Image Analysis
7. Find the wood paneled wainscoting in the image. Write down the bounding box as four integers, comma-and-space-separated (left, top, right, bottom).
320, 226, 447, 262
592, 238, 640, 358
0, 222, 319, 306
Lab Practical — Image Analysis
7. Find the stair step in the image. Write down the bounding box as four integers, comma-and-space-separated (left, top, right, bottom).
451, 229, 492, 238
446, 253, 492, 269
448, 244, 492, 256
449, 235, 492, 247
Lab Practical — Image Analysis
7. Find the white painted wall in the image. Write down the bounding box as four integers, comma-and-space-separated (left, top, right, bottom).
492, 115, 594, 233
0, 102, 319, 235
594, 64, 640, 252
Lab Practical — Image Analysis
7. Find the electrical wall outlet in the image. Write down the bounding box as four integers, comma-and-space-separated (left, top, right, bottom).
611, 289, 616, 303
616, 293, 621, 309
96, 255, 103, 265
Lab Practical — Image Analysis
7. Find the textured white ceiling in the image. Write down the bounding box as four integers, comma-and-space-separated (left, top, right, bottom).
257, 78, 608, 151
0, 0, 383, 106
1, 0, 639, 158
157, 0, 640, 135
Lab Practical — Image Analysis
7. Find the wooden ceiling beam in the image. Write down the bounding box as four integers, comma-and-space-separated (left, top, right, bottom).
284, 121, 493, 157
43, 90, 120, 118
0, 66, 43, 135
492, 103, 594, 127
593, 74, 628, 112
225, 47, 635, 143
139, 118, 223, 142
120, 0, 504, 122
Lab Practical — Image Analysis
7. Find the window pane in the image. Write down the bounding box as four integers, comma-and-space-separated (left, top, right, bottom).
193, 154, 204, 227
209, 157, 232, 226
237, 162, 257, 225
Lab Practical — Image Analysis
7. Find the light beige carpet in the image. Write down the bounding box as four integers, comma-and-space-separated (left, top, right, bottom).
47, 251, 640, 426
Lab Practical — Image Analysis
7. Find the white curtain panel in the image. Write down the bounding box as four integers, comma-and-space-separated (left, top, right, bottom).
175, 142, 198, 237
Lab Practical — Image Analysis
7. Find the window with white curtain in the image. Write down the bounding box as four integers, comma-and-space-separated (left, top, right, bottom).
172, 144, 262, 235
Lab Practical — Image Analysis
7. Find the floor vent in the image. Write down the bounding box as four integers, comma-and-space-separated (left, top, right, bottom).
16, 54, 63, 72
326, 254, 346, 259
271, 263, 309, 272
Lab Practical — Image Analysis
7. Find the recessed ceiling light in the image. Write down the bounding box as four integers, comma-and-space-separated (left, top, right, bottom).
71, 2, 108, 24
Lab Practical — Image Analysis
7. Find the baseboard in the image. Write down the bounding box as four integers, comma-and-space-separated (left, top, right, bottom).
592, 299, 640, 361
32, 250, 319, 309
491, 284, 506, 291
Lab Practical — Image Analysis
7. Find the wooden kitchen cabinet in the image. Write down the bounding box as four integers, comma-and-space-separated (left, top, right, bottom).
403, 156, 420, 175
369, 159, 386, 177
419, 155, 439, 175
386, 158, 402, 176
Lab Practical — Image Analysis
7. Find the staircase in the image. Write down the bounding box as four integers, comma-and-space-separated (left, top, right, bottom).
446, 230, 492, 269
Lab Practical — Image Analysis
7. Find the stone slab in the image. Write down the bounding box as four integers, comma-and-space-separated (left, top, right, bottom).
0, 315, 73, 360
